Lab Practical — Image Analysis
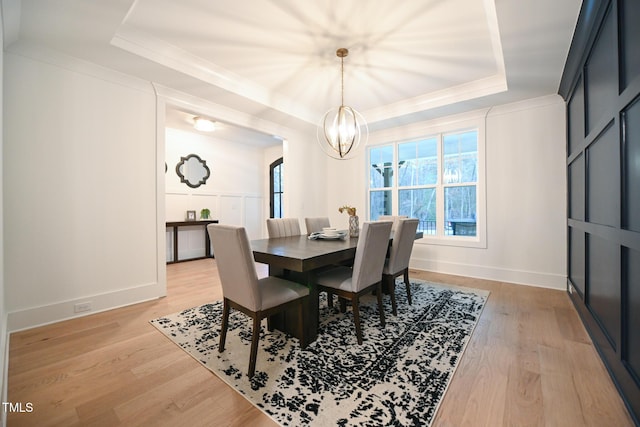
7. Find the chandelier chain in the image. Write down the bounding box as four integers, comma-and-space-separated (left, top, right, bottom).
341, 56, 344, 107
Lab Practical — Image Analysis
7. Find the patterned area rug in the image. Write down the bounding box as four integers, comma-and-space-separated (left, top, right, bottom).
150, 280, 488, 426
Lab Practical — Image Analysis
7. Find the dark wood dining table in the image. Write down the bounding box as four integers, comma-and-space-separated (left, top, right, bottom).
251, 234, 357, 346
251, 231, 422, 346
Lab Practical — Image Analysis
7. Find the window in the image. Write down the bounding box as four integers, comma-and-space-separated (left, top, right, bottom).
442, 131, 478, 236
368, 127, 484, 247
369, 145, 394, 219
270, 157, 283, 218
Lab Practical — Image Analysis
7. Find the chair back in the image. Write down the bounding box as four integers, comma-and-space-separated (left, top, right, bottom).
385, 218, 419, 275
305, 217, 330, 235
378, 215, 408, 231
207, 224, 261, 311
266, 218, 301, 238
351, 221, 393, 292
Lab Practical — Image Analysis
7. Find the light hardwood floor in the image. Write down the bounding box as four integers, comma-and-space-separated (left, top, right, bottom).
7, 260, 635, 426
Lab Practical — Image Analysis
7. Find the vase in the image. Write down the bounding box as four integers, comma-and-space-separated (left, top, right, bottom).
349, 215, 359, 237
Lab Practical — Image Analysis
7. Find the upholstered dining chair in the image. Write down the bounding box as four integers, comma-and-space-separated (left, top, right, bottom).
266, 217, 302, 238
304, 217, 331, 235
382, 218, 420, 316
305, 216, 342, 306
207, 224, 309, 378
315, 221, 393, 345
378, 215, 408, 231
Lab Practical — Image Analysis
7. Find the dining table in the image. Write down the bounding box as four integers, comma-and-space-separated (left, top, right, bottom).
251, 230, 423, 346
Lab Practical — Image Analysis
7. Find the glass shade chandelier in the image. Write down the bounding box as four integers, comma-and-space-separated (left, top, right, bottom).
317, 48, 368, 160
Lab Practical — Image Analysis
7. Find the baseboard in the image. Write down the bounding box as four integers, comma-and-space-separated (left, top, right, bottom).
7, 282, 164, 333
410, 257, 566, 290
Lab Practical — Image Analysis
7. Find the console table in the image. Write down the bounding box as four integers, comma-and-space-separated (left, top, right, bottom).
166, 220, 219, 264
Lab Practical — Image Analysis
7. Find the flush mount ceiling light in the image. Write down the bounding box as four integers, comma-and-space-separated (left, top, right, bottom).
193, 116, 215, 132
317, 48, 368, 160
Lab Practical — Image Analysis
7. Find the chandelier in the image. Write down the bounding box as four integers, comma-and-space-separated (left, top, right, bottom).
317, 48, 368, 160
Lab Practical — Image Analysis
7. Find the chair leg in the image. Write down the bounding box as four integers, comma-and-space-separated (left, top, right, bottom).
248, 315, 261, 378
352, 295, 363, 345
386, 275, 398, 316
339, 297, 347, 313
375, 283, 386, 328
404, 268, 412, 305
219, 299, 230, 352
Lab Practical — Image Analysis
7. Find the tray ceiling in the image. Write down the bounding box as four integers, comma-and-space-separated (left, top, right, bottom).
3, 0, 582, 143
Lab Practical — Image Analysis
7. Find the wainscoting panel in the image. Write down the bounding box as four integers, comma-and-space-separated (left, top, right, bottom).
243, 196, 263, 240
568, 76, 584, 155
587, 234, 620, 350
623, 96, 640, 232
569, 227, 586, 297
627, 247, 640, 384
620, 0, 640, 90
586, 122, 619, 227
584, 6, 617, 134
569, 154, 585, 220
560, 0, 640, 423
218, 195, 243, 226
175, 225, 208, 261
166, 229, 173, 262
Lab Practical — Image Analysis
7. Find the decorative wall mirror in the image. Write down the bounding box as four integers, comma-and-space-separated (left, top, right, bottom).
176, 154, 211, 188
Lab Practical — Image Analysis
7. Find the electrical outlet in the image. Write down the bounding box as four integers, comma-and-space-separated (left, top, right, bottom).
74, 301, 92, 313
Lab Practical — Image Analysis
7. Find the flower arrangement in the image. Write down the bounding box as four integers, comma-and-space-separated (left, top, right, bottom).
338, 205, 357, 216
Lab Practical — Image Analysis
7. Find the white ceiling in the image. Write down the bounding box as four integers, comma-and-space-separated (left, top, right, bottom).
2, 0, 582, 147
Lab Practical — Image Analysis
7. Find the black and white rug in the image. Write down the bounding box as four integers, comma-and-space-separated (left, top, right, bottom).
150, 280, 488, 426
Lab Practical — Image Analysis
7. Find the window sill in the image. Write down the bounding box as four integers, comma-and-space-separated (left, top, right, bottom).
415, 235, 487, 249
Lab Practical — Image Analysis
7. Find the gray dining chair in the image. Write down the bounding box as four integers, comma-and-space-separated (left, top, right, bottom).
304, 217, 331, 235
315, 221, 393, 345
378, 215, 408, 231
207, 224, 309, 377
382, 218, 420, 316
266, 217, 302, 238
305, 216, 342, 306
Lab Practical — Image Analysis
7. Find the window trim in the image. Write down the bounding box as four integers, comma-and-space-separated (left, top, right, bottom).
367, 118, 486, 249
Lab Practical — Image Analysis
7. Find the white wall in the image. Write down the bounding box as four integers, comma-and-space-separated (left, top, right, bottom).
282, 134, 330, 233
324, 150, 368, 231
4, 51, 163, 330
325, 95, 567, 289
165, 127, 266, 255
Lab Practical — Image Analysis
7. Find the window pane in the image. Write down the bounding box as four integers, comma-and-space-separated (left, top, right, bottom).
443, 131, 477, 184
398, 138, 438, 186
399, 188, 436, 235
445, 185, 476, 236
370, 145, 394, 188
274, 193, 282, 218
273, 164, 282, 192
370, 190, 392, 219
